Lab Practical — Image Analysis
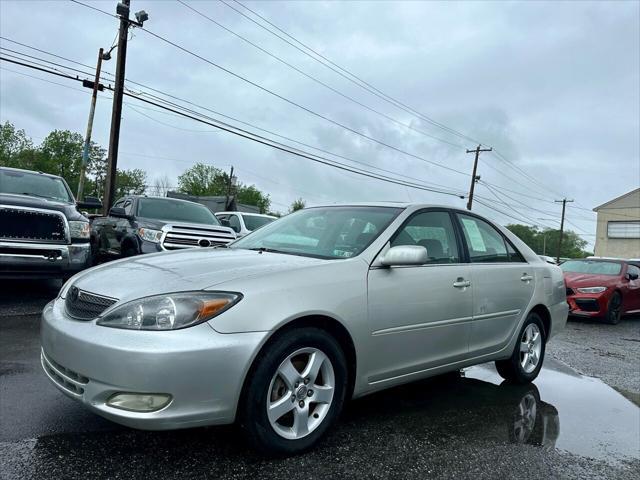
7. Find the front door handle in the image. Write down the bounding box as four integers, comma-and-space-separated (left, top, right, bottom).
521, 274, 534, 282
453, 278, 471, 289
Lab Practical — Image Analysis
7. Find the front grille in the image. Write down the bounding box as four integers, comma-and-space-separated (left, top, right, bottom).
0, 206, 67, 244
162, 224, 235, 250
566, 287, 574, 296
575, 298, 600, 312
41, 349, 88, 397
65, 288, 117, 320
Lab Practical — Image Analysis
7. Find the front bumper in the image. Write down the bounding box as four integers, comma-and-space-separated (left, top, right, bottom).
41, 299, 267, 430
567, 292, 608, 317
0, 241, 90, 278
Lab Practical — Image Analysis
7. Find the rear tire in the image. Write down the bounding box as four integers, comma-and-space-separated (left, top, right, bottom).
496, 312, 546, 384
603, 292, 622, 325
239, 327, 347, 455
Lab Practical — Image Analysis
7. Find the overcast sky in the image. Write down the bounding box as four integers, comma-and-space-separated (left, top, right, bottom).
1, 0, 639, 249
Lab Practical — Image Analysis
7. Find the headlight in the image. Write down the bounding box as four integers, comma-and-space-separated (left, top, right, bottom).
97, 292, 242, 330
68, 221, 90, 240
576, 286, 607, 294
138, 227, 163, 243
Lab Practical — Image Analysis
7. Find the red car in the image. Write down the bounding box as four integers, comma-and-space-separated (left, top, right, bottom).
561, 259, 640, 324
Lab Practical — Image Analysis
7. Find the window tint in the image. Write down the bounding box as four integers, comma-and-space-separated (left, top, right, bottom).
113, 199, 125, 209
0, 169, 74, 203
391, 211, 459, 264
242, 214, 275, 231
458, 214, 509, 263
123, 200, 133, 215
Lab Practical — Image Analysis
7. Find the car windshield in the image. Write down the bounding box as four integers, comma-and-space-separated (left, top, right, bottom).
561, 260, 622, 275
137, 198, 220, 225
0, 169, 73, 203
243, 214, 275, 231
231, 206, 402, 259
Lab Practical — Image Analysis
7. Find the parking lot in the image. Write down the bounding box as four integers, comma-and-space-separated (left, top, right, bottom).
1, 279, 638, 480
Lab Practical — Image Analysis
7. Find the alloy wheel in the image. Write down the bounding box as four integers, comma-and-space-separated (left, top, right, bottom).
512, 393, 537, 443
266, 347, 335, 440
519, 324, 542, 374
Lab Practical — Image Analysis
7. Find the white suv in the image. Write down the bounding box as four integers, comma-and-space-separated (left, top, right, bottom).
215, 211, 277, 237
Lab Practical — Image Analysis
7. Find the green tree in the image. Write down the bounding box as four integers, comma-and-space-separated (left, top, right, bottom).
36, 130, 84, 187
0, 121, 35, 168
237, 184, 271, 214
506, 224, 591, 258
115, 168, 147, 198
177, 163, 227, 196
290, 198, 305, 212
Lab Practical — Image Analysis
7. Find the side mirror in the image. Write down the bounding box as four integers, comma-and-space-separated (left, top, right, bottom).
627, 273, 639, 281
77, 196, 103, 210
109, 207, 128, 218
380, 245, 428, 267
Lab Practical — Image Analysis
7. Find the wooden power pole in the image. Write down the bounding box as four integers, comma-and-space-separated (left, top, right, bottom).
466, 145, 492, 210
103, 0, 131, 215
77, 48, 105, 202
555, 198, 574, 263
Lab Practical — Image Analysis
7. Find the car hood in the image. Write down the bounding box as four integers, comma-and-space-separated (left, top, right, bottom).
72, 248, 325, 303
0, 193, 88, 221
564, 272, 619, 288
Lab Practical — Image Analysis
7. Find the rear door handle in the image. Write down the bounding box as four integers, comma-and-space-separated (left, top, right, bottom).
453, 278, 471, 289
521, 274, 534, 282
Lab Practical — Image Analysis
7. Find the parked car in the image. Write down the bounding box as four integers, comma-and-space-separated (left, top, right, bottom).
561, 258, 640, 324
0, 166, 101, 279
90, 195, 236, 260
42, 204, 567, 454
215, 211, 277, 237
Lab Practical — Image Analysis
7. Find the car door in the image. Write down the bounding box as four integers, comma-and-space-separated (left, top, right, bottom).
455, 213, 535, 357
100, 198, 125, 256
367, 209, 473, 384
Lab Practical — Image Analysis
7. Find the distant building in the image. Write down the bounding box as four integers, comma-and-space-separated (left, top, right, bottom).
166, 192, 260, 214
593, 188, 640, 259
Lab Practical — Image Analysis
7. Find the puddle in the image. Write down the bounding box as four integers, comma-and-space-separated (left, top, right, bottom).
464, 358, 640, 463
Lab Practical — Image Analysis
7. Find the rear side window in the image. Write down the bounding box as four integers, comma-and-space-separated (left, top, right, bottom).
391, 211, 460, 264
458, 214, 510, 263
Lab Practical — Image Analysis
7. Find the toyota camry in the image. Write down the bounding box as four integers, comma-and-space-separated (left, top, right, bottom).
41, 203, 568, 454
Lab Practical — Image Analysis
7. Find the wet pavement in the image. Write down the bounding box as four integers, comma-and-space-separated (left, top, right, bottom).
1, 280, 639, 479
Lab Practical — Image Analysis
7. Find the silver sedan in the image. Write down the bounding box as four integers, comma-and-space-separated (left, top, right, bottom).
41, 204, 568, 453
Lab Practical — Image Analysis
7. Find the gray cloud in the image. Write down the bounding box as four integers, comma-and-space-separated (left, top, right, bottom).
1, 0, 639, 249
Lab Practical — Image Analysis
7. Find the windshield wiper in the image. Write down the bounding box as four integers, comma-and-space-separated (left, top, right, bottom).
247, 247, 292, 255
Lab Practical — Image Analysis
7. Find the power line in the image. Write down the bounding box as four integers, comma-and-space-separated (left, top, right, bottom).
177, 0, 465, 150
223, 0, 484, 146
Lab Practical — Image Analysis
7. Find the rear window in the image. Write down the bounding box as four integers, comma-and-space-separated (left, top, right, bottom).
560, 260, 622, 275
243, 214, 275, 231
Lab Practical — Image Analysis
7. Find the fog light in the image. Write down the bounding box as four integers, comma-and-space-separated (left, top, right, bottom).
107, 393, 172, 412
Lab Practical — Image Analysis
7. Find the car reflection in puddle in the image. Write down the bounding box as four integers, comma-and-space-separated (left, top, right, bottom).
344, 357, 638, 465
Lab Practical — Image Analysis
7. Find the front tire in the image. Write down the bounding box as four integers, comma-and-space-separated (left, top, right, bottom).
239, 327, 348, 455
496, 313, 546, 384
603, 292, 622, 325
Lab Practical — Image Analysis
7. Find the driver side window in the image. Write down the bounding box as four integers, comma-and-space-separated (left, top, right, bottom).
391, 211, 460, 264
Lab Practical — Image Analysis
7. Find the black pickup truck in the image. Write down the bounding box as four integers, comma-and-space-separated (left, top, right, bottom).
0, 166, 102, 279
91, 195, 236, 260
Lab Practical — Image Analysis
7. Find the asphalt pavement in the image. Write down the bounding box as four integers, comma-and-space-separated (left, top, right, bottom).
1, 279, 639, 480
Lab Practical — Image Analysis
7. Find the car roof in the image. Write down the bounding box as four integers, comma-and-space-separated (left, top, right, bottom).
216, 211, 276, 217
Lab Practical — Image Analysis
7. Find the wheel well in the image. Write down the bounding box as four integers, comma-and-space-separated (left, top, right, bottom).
244, 315, 357, 401
530, 304, 551, 341
121, 236, 138, 253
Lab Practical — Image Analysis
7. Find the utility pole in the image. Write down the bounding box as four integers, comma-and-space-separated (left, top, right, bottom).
102, 2, 148, 214
225, 166, 235, 210
554, 198, 574, 263
77, 48, 105, 202
466, 145, 492, 210
103, 0, 130, 215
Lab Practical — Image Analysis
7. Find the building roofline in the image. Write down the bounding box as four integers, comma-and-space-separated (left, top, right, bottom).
593, 187, 640, 211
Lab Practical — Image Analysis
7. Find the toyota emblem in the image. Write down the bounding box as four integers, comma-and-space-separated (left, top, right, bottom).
198, 239, 211, 248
